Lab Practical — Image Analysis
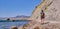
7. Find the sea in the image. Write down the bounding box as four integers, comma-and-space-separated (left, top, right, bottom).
0, 20, 30, 29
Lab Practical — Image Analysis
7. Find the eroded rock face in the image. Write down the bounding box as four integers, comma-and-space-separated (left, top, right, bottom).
29, 0, 60, 21
45, 0, 60, 21
18, 0, 60, 29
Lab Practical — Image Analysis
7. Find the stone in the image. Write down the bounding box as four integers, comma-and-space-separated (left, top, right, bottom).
28, 0, 60, 21
18, 0, 60, 29
10, 26, 18, 29
33, 26, 40, 29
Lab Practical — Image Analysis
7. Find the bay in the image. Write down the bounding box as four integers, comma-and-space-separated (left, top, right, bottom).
0, 20, 30, 29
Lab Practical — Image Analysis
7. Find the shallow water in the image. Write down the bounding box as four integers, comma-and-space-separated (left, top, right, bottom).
0, 20, 29, 29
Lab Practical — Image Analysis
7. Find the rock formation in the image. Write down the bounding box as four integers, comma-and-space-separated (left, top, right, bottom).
10, 26, 18, 29
29, 0, 60, 21
18, 0, 60, 29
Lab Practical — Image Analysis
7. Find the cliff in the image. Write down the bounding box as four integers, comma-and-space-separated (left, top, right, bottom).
28, 0, 60, 21
18, 0, 60, 29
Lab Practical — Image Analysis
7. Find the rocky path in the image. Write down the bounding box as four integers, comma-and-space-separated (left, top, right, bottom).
26, 21, 60, 29
37, 20, 60, 23
18, 20, 60, 29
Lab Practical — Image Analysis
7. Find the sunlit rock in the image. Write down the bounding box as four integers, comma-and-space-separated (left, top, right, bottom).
18, 0, 60, 29
10, 26, 18, 29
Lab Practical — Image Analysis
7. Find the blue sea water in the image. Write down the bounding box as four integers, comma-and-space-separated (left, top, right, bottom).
0, 20, 29, 29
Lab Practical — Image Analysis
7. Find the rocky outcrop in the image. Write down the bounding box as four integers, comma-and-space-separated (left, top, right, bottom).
45, 0, 60, 21
29, 0, 60, 21
18, 0, 60, 29
18, 21, 60, 29
10, 26, 18, 29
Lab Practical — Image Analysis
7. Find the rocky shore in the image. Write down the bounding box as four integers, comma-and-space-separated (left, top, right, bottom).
10, 20, 60, 29
10, 0, 60, 29
18, 21, 60, 29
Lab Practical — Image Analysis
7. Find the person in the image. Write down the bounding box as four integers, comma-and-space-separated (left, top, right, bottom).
40, 10, 45, 24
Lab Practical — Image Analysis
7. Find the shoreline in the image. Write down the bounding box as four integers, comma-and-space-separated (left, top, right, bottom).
0, 20, 31, 22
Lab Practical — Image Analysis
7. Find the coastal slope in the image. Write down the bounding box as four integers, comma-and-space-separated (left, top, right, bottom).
18, 0, 60, 29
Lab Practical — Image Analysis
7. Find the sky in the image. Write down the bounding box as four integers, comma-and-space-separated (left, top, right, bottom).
0, 0, 41, 17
